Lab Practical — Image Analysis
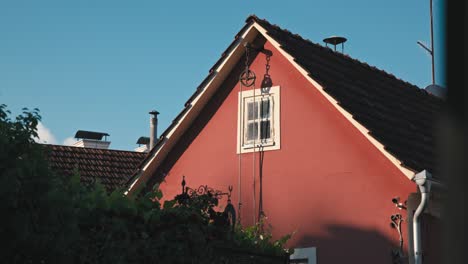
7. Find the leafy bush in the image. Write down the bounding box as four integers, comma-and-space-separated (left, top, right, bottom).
0, 105, 291, 263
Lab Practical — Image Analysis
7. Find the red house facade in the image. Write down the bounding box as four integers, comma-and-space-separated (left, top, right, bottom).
127, 16, 444, 264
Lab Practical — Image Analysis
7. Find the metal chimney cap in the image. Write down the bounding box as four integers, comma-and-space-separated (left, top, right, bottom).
149, 110, 160, 116
136, 136, 150, 145
74, 130, 110, 140
323, 36, 347, 45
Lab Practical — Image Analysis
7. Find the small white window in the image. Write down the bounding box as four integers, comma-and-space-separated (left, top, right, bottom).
244, 96, 272, 146
237, 86, 280, 153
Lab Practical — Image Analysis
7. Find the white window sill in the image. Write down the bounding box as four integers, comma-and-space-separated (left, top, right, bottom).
238, 141, 280, 153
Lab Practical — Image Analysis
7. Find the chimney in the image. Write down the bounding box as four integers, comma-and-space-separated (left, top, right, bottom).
73, 130, 111, 149
149, 110, 159, 150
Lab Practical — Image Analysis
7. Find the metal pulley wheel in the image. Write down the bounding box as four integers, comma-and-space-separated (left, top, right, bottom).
239, 69, 256, 87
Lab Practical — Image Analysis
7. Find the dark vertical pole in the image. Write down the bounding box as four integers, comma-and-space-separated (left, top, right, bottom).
430, 0, 435, 84
443, 0, 466, 264
181, 176, 186, 194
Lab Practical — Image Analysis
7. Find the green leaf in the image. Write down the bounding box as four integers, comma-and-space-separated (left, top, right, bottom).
163, 199, 177, 209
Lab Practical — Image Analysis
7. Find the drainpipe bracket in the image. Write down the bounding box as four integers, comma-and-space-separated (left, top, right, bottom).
412, 170, 432, 193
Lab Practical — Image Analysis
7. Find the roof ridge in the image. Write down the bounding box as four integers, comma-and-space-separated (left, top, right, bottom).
247, 15, 438, 98
44, 144, 147, 155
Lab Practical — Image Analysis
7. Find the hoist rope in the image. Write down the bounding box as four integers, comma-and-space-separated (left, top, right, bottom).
252, 79, 256, 226
238, 80, 243, 225
238, 42, 261, 226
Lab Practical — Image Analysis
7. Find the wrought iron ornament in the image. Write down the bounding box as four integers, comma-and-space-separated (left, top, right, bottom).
185, 184, 232, 199
389, 196, 407, 264
390, 213, 405, 264
178, 176, 236, 230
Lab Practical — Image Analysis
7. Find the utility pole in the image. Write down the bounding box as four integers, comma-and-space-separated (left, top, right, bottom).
417, 0, 435, 85
430, 0, 435, 84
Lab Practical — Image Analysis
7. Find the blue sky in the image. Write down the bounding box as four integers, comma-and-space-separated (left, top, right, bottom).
0, 0, 445, 151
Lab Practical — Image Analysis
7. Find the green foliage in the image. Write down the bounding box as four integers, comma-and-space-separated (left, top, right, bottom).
233, 216, 295, 256
0, 105, 292, 263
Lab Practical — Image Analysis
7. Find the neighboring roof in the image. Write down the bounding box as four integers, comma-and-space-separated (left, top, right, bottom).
45, 144, 146, 192
250, 15, 444, 173
127, 15, 444, 193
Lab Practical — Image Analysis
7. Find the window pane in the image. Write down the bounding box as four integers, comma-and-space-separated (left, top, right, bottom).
260, 121, 270, 140
247, 101, 259, 120
247, 122, 258, 141
261, 99, 270, 118
247, 102, 254, 120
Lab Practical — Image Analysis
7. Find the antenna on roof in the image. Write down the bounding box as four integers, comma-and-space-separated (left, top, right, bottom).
417, 0, 436, 85
323, 36, 347, 53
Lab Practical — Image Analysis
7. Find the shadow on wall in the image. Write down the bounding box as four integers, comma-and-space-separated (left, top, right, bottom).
295, 224, 405, 264
421, 214, 442, 264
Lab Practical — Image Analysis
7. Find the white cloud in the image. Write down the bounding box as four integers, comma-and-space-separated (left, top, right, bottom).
34, 122, 77, 146
63, 137, 77, 146
35, 122, 58, 144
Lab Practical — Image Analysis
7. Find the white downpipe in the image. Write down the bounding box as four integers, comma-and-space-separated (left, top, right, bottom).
413, 192, 429, 264
412, 170, 432, 264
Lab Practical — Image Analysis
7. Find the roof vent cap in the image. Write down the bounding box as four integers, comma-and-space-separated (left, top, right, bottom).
323, 36, 347, 53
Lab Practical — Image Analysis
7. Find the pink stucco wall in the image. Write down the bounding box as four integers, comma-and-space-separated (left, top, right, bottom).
157, 39, 415, 264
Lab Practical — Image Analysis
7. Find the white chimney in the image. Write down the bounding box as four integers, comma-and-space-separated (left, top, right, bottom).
149, 110, 159, 150
73, 130, 111, 149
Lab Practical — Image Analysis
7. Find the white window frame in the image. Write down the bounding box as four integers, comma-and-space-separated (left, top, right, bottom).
290, 247, 317, 264
237, 86, 280, 153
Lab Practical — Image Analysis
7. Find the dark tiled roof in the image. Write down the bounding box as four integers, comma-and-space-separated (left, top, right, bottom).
248, 15, 444, 173
45, 144, 147, 192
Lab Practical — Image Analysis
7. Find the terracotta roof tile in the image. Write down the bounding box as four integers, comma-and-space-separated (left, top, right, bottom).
44, 145, 146, 192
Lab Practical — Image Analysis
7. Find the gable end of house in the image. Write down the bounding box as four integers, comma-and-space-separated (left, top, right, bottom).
126, 15, 444, 194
